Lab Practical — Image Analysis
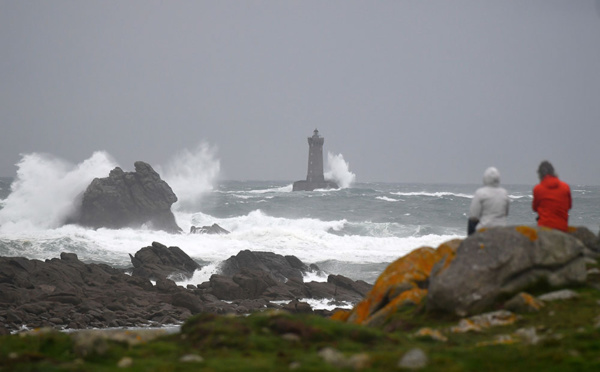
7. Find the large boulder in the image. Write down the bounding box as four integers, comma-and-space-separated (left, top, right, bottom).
427, 226, 587, 316
335, 240, 459, 326
568, 226, 600, 258
218, 250, 311, 283
71, 161, 181, 233
129, 241, 201, 281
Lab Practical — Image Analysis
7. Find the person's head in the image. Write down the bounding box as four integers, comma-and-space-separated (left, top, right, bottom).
483, 167, 500, 187
537, 161, 555, 180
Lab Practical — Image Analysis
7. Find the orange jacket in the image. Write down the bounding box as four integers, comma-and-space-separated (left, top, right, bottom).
532, 175, 572, 232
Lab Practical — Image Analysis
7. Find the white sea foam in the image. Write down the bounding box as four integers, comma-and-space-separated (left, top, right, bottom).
0, 152, 117, 232
176, 263, 221, 287
376, 196, 399, 202
391, 190, 530, 200
509, 194, 532, 199
271, 299, 354, 310
391, 191, 473, 198
303, 270, 329, 283
0, 206, 460, 279
247, 184, 293, 194
324, 152, 355, 188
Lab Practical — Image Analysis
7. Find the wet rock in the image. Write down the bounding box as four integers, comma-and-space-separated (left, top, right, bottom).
190, 223, 230, 234
219, 250, 309, 283
70, 161, 181, 233
282, 299, 313, 314
129, 241, 200, 280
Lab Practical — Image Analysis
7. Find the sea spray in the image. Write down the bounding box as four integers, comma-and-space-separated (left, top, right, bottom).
0, 152, 116, 232
159, 142, 220, 212
325, 152, 356, 188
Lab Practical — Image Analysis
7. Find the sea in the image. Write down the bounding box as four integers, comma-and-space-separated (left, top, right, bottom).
1, 150, 600, 308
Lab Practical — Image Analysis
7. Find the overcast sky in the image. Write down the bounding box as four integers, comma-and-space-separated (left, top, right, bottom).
1, 1, 600, 185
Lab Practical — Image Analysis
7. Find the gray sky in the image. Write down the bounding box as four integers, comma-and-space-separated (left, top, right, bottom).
2, 1, 600, 185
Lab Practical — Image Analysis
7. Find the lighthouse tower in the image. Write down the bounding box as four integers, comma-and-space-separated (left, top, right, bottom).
306, 129, 325, 183
293, 129, 339, 191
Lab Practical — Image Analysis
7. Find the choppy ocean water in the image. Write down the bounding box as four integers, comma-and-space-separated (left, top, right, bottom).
1, 152, 599, 287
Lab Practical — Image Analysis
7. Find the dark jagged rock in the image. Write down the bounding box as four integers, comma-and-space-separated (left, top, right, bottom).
201, 250, 370, 305
129, 241, 201, 281
0, 247, 371, 333
327, 274, 372, 297
190, 223, 230, 235
0, 253, 195, 332
70, 161, 181, 233
207, 268, 288, 301
282, 299, 314, 314
218, 250, 311, 283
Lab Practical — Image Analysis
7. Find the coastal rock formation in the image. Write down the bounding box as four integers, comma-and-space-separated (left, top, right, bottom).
190, 223, 230, 235
426, 226, 587, 316
218, 250, 315, 283
336, 239, 460, 326
201, 250, 370, 304
71, 161, 181, 233
0, 253, 192, 332
129, 241, 201, 281
0, 244, 371, 333
568, 226, 600, 258
204, 268, 370, 304
335, 226, 593, 325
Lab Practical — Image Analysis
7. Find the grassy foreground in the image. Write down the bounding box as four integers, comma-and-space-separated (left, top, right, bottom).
3, 252, 600, 372
2, 277, 600, 372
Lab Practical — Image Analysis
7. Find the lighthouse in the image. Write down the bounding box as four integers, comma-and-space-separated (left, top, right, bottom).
293, 129, 339, 191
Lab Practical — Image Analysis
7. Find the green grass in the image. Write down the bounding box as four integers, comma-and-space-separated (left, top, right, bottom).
3, 272, 600, 371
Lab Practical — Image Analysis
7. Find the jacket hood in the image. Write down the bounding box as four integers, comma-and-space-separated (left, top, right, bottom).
541, 175, 560, 189
482, 167, 501, 187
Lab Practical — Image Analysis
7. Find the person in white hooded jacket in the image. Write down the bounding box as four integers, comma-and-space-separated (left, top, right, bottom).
468, 167, 510, 235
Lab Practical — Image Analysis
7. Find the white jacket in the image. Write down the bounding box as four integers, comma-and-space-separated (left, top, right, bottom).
469, 167, 509, 228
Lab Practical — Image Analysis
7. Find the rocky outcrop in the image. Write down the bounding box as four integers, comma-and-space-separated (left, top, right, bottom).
129, 241, 201, 281
0, 253, 193, 332
190, 223, 230, 235
426, 226, 587, 316
335, 239, 460, 326
202, 251, 371, 304
335, 226, 592, 326
70, 161, 181, 233
0, 244, 372, 333
568, 226, 600, 258
218, 250, 315, 283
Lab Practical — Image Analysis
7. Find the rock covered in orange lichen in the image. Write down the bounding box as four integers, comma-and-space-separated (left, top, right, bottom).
341, 240, 460, 326
427, 226, 587, 316
515, 225, 539, 241
330, 309, 351, 321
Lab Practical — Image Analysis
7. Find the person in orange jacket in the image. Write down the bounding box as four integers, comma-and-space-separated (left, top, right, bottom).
532, 161, 571, 232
